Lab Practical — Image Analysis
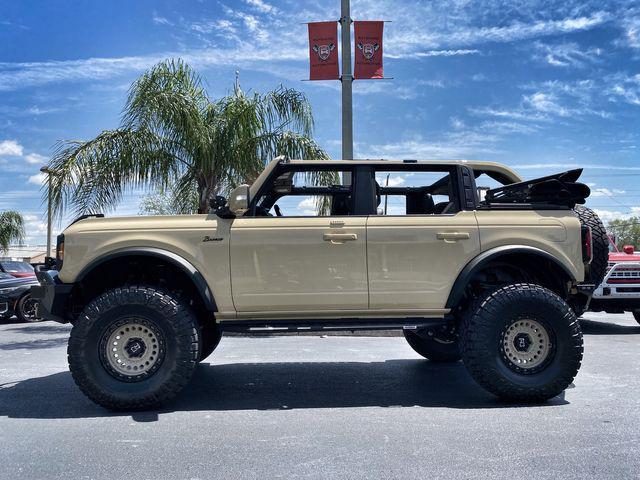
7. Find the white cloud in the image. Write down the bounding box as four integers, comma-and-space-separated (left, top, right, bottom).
620, 15, 640, 49
0, 139, 23, 156
533, 42, 602, 68
590, 188, 627, 197
245, 0, 276, 14
28, 173, 46, 185
525, 92, 569, 117
152, 14, 172, 27
593, 207, 640, 223
297, 197, 316, 209
388, 49, 479, 59
24, 153, 46, 165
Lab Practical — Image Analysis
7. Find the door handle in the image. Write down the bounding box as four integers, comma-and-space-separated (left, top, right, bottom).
323, 233, 358, 244
436, 232, 470, 241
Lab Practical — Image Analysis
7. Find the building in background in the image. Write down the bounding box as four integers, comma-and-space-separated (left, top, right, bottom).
0, 245, 47, 264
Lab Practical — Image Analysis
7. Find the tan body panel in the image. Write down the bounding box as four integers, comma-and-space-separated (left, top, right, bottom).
229, 217, 368, 312
58, 215, 236, 316
475, 210, 584, 282
366, 211, 480, 309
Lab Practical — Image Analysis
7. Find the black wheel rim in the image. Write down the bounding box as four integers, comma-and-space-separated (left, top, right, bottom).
21, 296, 39, 321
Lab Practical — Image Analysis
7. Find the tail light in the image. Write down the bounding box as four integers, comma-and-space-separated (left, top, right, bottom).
581, 225, 592, 264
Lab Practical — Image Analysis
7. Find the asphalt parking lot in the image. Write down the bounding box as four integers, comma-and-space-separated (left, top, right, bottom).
1, 313, 639, 480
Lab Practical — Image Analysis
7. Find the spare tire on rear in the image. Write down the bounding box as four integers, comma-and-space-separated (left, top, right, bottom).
573, 205, 608, 287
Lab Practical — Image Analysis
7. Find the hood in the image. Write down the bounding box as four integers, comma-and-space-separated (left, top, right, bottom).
63, 214, 215, 235
609, 252, 640, 263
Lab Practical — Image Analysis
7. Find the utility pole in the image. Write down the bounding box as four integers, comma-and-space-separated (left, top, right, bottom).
40, 166, 54, 258
340, 0, 353, 160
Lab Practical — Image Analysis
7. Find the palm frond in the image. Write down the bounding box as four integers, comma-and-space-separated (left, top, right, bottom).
0, 211, 25, 253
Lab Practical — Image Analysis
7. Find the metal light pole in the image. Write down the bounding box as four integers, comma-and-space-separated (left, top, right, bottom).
40, 166, 54, 258
340, 0, 353, 161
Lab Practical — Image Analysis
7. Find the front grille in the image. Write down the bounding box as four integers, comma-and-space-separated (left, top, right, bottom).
607, 264, 640, 284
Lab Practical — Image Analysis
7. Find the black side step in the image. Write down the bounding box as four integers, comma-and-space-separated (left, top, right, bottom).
218, 318, 448, 334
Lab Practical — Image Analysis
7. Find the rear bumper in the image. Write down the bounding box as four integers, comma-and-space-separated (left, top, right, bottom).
31, 269, 73, 323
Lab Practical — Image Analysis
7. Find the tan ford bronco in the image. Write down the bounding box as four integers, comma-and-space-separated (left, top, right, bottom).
33, 158, 607, 410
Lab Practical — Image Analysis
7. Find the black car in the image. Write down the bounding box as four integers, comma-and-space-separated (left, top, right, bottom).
0, 272, 41, 322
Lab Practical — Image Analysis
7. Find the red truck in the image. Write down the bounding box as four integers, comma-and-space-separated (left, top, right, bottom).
589, 236, 640, 323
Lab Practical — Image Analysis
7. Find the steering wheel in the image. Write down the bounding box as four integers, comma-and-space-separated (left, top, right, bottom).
274, 204, 283, 217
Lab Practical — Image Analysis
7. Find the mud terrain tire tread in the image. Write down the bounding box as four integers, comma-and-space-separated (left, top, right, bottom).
198, 322, 222, 362
573, 205, 608, 287
460, 283, 583, 402
68, 286, 199, 411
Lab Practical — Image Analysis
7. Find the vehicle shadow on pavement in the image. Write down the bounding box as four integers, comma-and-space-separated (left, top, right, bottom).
0, 359, 567, 421
579, 319, 640, 335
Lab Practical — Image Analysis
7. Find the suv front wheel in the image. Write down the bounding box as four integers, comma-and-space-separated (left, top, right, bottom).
68, 286, 200, 410
460, 283, 583, 402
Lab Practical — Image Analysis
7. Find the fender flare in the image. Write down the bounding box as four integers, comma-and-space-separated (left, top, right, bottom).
445, 245, 576, 309
76, 247, 217, 312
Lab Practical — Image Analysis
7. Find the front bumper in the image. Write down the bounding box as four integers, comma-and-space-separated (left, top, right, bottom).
0, 300, 7, 316
32, 269, 73, 323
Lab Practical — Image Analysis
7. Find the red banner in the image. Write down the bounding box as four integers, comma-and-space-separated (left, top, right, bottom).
354, 21, 384, 79
308, 21, 339, 80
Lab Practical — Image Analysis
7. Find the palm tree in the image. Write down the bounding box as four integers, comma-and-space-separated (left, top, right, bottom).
47, 59, 330, 216
0, 211, 25, 253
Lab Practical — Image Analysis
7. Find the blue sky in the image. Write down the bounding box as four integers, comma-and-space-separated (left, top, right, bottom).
1, 0, 639, 243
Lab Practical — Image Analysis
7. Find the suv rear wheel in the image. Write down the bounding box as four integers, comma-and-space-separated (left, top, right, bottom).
68, 286, 200, 410
403, 328, 461, 362
460, 283, 583, 402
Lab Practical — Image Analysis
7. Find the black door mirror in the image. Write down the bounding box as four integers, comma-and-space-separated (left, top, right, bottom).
209, 195, 227, 210
209, 195, 235, 218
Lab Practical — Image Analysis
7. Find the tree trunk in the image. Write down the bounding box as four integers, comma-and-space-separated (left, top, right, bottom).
197, 177, 209, 214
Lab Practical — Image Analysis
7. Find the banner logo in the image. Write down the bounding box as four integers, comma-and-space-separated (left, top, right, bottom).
313, 43, 335, 61
357, 43, 379, 61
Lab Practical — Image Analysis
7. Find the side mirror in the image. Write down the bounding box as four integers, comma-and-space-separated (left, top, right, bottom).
228, 184, 250, 216
623, 245, 635, 255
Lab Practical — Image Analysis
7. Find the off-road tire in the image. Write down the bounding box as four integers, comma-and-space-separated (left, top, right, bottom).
403, 329, 461, 362
68, 286, 200, 411
16, 293, 42, 323
634, 310, 640, 324
460, 283, 583, 402
198, 321, 222, 362
573, 205, 608, 287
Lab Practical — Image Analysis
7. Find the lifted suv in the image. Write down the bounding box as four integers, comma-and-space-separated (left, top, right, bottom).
33, 158, 605, 410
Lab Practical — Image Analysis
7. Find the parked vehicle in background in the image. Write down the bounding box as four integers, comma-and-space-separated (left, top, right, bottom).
0, 272, 41, 322
0, 260, 35, 278
589, 235, 640, 323
34, 158, 605, 410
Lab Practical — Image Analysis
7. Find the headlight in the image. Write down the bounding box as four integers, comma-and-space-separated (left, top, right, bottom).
0, 287, 17, 294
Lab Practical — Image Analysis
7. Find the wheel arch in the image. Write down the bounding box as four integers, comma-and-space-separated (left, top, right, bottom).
75, 247, 217, 312
446, 245, 576, 309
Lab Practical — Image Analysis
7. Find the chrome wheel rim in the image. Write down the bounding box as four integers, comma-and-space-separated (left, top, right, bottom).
100, 319, 165, 382
501, 319, 552, 374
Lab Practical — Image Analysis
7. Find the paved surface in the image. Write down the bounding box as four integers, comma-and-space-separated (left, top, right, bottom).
1, 313, 639, 480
